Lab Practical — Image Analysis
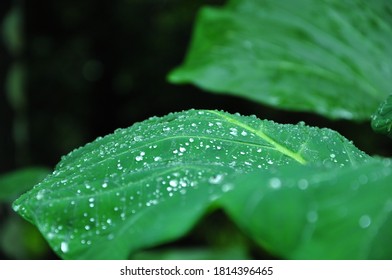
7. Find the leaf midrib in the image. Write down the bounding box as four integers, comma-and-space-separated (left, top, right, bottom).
208, 110, 307, 164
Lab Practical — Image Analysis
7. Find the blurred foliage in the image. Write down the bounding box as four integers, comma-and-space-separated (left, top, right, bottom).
0, 167, 50, 202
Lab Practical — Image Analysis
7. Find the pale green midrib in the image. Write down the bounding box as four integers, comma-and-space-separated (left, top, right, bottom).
208, 110, 307, 164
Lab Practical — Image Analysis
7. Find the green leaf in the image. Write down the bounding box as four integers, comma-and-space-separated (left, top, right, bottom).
169, 0, 392, 120
0, 214, 50, 259
2, 6, 23, 56
12, 110, 369, 259
131, 246, 249, 260
371, 94, 392, 137
0, 167, 50, 202
220, 158, 392, 259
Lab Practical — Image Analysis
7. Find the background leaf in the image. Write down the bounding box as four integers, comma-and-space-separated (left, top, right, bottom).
13, 110, 369, 259
0, 167, 50, 202
220, 158, 392, 259
371, 94, 392, 137
169, 0, 392, 120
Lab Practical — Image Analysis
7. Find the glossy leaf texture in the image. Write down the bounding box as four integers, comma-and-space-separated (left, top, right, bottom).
371, 94, 392, 137
169, 0, 392, 120
12, 110, 369, 259
220, 158, 392, 259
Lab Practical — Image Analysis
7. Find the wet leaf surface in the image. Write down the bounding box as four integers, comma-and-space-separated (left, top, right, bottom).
169, 0, 392, 120
13, 110, 369, 259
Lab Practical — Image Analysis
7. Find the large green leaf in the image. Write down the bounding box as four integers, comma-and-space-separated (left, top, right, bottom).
169, 0, 392, 120
220, 158, 392, 259
12, 110, 369, 259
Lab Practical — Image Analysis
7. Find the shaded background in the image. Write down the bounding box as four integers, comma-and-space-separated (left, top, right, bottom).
1, 0, 391, 259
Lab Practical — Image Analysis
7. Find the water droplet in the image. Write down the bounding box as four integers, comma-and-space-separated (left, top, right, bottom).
102, 182, 108, 188
241, 131, 248, 136
135, 151, 145, 161
180, 189, 186, 195
222, 183, 234, 192
169, 179, 178, 187
117, 162, 123, 170
385, 199, 392, 212
359, 215, 371, 228
60, 242, 69, 253
189, 138, 194, 143
179, 147, 186, 153
358, 175, 368, 184
298, 179, 309, 190
135, 155, 143, 161
209, 174, 224, 184
306, 211, 318, 223
36, 190, 44, 200
229, 128, 238, 136
267, 160, 274, 165
154, 156, 162, 162
330, 154, 336, 158
269, 177, 281, 189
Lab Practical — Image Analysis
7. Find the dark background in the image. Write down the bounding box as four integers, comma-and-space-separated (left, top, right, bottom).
1, 0, 391, 259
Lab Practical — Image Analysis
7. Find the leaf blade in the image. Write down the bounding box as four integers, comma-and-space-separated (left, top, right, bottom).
169, 0, 392, 120
12, 110, 369, 259
220, 158, 392, 259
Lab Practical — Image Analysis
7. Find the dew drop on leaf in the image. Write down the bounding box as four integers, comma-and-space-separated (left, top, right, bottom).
154, 156, 162, 162
169, 179, 178, 187
209, 174, 224, 184
222, 183, 234, 193
60, 241, 69, 253
298, 179, 309, 190
269, 177, 282, 189
306, 211, 318, 223
229, 128, 238, 136
359, 215, 371, 229
36, 190, 44, 200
